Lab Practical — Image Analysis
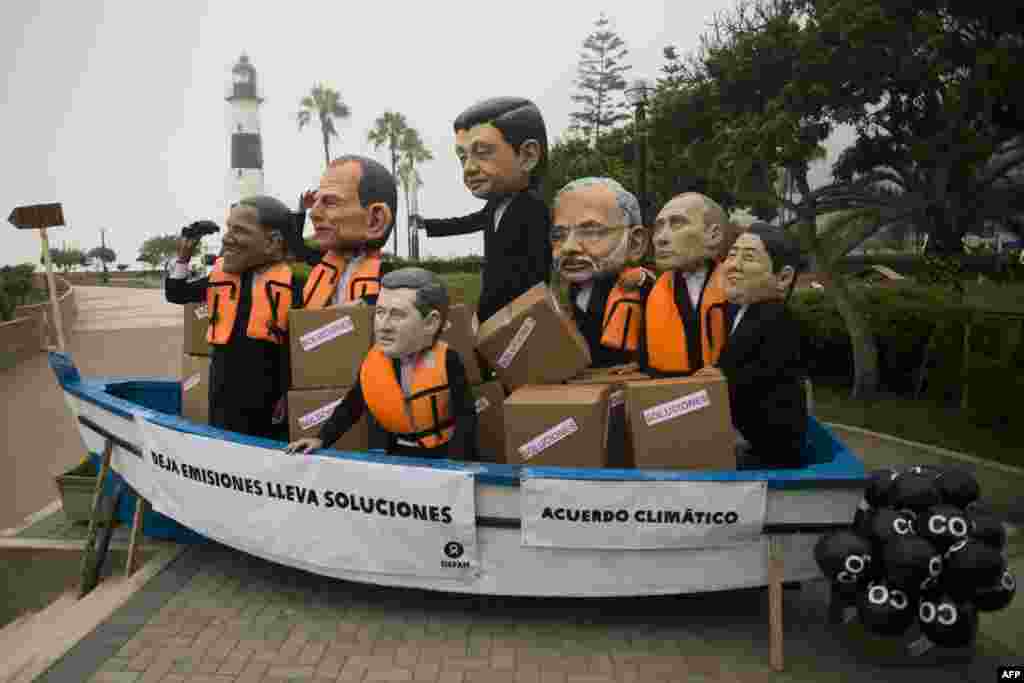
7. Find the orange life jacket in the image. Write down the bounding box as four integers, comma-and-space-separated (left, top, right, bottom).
599, 267, 646, 352
206, 259, 293, 345
360, 341, 454, 450
644, 265, 728, 373
302, 250, 382, 308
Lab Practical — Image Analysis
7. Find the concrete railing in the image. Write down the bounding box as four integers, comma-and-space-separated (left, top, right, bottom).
0, 277, 76, 369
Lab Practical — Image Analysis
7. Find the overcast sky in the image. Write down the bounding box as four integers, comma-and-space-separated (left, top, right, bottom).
1, 0, 847, 269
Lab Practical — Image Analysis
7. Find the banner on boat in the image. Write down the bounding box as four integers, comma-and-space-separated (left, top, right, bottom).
124, 417, 479, 580
520, 478, 767, 549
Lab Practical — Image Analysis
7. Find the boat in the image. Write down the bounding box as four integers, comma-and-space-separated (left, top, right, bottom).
50, 351, 867, 598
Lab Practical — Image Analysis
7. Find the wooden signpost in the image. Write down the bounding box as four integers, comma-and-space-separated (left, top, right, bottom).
7, 202, 67, 351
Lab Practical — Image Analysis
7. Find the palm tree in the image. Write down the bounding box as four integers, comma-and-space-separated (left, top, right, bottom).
297, 84, 351, 168
368, 112, 435, 255
367, 111, 409, 180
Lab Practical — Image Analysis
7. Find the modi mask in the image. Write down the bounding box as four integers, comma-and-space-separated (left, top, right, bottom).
723, 232, 796, 305
651, 193, 724, 273
551, 181, 646, 285
373, 287, 442, 359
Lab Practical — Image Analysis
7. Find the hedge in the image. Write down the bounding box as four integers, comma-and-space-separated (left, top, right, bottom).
790, 282, 1024, 423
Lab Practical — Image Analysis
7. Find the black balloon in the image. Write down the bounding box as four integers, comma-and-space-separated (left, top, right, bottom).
942, 539, 1006, 598
857, 581, 917, 636
919, 504, 970, 551
890, 469, 942, 512
968, 511, 1007, 551
973, 570, 1016, 612
883, 536, 941, 589
918, 594, 978, 648
869, 508, 917, 545
934, 468, 979, 508
814, 531, 874, 585
865, 468, 902, 508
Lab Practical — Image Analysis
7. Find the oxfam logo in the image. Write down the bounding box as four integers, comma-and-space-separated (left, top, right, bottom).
444, 541, 464, 559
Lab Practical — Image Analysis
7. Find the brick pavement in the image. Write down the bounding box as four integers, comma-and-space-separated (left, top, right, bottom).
24, 540, 1011, 683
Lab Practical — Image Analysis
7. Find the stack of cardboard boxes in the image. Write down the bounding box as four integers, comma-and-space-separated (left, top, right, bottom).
478, 283, 736, 471
181, 303, 212, 424
287, 304, 374, 452
178, 279, 735, 471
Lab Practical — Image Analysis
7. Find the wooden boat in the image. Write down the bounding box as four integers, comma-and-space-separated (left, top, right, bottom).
51, 351, 866, 598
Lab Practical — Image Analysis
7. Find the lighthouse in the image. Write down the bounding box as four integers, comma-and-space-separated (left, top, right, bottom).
213, 53, 265, 258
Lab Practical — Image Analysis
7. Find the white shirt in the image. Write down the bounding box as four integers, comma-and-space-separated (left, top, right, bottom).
731, 304, 749, 334
330, 252, 366, 306
574, 283, 594, 312
684, 267, 708, 309
493, 196, 514, 232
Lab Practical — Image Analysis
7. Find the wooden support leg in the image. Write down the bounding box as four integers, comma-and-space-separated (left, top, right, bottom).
768, 535, 785, 672
126, 494, 147, 576
79, 440, 114, 598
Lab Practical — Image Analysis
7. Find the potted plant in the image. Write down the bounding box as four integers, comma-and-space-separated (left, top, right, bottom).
54, 457, 98, 523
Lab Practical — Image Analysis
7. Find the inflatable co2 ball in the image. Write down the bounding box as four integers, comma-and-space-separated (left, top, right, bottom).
890, 468, 942, 513
918, 594, 978, 648
934, 468, 979, 509
857, 581, 917, 636
865, 468, 902, 508
882, 536, 942, 589
869, 508, 917, 545
942, 539, 1006, 599
919, 504, 970, 552
967, 510, 1007, 551
814, 531, 874, 585
972, 570, 1016, 612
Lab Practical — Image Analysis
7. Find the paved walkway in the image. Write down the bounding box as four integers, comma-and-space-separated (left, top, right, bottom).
6, 286, 1022, 682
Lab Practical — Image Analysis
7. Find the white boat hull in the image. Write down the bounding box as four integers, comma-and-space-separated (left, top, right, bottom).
52, 353, 866, 597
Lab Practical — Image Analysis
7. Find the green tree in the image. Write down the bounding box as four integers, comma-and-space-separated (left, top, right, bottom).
397, 128, 434, 259
297, 84, 352, 168
570, 13, 632, 147
87, 246, 116, 271
368, 113, 434, 256
137, 234, 180, 272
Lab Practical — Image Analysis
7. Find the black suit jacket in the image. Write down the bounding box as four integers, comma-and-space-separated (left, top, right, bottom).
424, 190, 551, 325
717, 301, 808, 468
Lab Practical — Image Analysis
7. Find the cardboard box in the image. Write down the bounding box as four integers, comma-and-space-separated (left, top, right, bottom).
476, 283, 591, 391
287, 387, 369, 453
181, 354, 210, 424
472, 381, 506, 463
625, 376, 735, 471
440, 304, 482, 385
289, 304, 374, 390
183, 302, 211, 356
563, 375, 638, 469
504, 384, 611, 467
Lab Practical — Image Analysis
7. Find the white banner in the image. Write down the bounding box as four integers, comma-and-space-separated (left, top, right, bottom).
123, 417, 479, 580
521, 478, 767, 549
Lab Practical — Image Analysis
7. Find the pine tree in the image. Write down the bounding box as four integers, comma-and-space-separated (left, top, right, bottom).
570, 13, 632, 147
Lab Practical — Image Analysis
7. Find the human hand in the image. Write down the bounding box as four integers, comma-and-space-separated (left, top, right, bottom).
176, 237, 199, 262
285, 437, 322, 454
300, 189, 317, 211
694, 366, 722, 378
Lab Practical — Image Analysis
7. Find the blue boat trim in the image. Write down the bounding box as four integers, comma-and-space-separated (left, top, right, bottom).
50, 352, 867, 491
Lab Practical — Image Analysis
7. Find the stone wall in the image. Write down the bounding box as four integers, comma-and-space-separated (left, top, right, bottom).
0, 277, 76, 368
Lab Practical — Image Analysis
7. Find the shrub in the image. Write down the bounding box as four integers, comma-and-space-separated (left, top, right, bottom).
0, 264, 37, 321
789, 282, 1022, 397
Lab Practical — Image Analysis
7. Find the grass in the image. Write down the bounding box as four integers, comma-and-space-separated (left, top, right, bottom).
813, 383, 1024, 469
